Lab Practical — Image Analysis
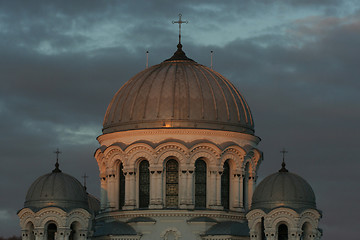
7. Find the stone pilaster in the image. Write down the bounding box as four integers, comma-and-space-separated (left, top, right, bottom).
100, 173, 108, 210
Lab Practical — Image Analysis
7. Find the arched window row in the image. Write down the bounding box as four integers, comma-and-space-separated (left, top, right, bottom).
115, 158, 254, 210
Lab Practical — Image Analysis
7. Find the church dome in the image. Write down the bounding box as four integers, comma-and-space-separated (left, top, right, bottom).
103, 45, 254, 134
24, 165, 89, 211
251, 163, 316, 211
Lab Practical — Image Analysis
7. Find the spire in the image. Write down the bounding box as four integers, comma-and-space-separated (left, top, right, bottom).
52, 148, 62, 173
82, 173, 88, 191
164, 14, 194, 62
279, 148, 288, 172
172, 13, 188, 45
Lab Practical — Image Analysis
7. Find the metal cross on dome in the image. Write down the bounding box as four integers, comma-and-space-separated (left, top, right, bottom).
279, 148, 289, 172
172, 13, 188, 44
280, 148, 288, 163
53, 148, 62, 172
54, 148, 61, 164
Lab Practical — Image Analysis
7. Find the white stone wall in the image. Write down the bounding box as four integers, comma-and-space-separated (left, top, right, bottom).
246, 208, 322, 240
95, 129, 262, 213
18, 207, 92, 240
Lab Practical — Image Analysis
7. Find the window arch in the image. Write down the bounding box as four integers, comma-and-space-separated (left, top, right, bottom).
195, 159, 207, 208
278, 224, 288, 240
119, 162, 125, 209
165, 159, 179, 208
221, 160, 230, 210
139, 160, 150, 208
46, 223, 57, 240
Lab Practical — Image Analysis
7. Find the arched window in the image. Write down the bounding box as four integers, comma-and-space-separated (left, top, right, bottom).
166, 159, 179, 208
278, 224, 288, 240
221, 160, 230, 210
139, 160, 150, 208
46, 223, 57, 240
195, 159, 207, 208
119, 163, 125, 209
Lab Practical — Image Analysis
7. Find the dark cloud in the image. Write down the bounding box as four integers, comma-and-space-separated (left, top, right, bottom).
0, 1, 359, 239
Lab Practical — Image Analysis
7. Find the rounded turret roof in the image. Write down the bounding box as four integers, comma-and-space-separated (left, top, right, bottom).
251, 164, 316, 211
103, 45, 254, 134
24, 166, 89, 211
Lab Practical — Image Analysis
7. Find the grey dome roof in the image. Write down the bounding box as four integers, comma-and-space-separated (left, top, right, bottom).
252, 165, 316, 211
87, 193, 100, 213
103, 46, 254, 134
93, 221, 137, 237
205, 221, 250, 236
25, 167, 88, 211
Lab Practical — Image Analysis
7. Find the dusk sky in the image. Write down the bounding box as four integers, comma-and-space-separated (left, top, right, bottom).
0, 1, 359, 239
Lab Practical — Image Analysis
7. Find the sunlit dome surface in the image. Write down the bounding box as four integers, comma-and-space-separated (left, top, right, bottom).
103, 45, 254, 134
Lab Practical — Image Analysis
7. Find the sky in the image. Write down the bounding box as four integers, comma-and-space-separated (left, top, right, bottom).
0, 0, 359, 239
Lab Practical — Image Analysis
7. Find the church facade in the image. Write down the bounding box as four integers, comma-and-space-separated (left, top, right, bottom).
18, 34, 322, 240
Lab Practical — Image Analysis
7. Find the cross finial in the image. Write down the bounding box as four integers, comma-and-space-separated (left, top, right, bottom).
82, 173, 89, 191
172, 13, 188, 44
53, 148, 62, 172
279, 148, 288, 172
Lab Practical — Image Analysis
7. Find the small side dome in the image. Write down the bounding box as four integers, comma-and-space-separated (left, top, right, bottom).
205, 221, 250, 237
93, 221, 137, 237
87, 193, 100, 214
24, 168, 88, 211
252, 164, 316, 211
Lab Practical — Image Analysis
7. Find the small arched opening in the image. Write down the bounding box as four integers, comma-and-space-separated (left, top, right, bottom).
301, 222, 312, 240
194, 158, 207, 209
165, 159, 179, 208
46, 223, 57, 240
69, 221, 81, 240
25, 222, 35, 240
139, 159, 150, 208
278, 223, 288, 240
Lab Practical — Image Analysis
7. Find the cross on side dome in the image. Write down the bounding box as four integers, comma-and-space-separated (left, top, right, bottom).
53, 148, 62, 173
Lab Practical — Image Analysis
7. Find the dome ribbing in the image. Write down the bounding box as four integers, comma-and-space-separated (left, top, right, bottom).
103, 49, 254, 134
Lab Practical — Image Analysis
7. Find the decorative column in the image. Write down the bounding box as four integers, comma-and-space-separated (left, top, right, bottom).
215, 171, 223, 209
123, 171, 131, 209
288, 228, 302, 240
264, 229, 276, 240
248, 173, 255, 209
126, 171, 136, 209
208, 170, 217, 207
33, 229, 44, 240
149, 170, 156, 208
232, 173, 240, 210
156, 171, 163, 207
186, 170, 194, 208
239, 173, 244, 209
100, 173, 108, 210
179, 170, 187, 208
107, 171, 116, 209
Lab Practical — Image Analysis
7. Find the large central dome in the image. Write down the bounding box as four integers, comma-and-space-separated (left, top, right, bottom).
103, 45, 254, 134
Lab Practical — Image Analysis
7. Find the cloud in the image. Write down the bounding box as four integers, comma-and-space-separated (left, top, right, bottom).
0, 0, 359, 238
